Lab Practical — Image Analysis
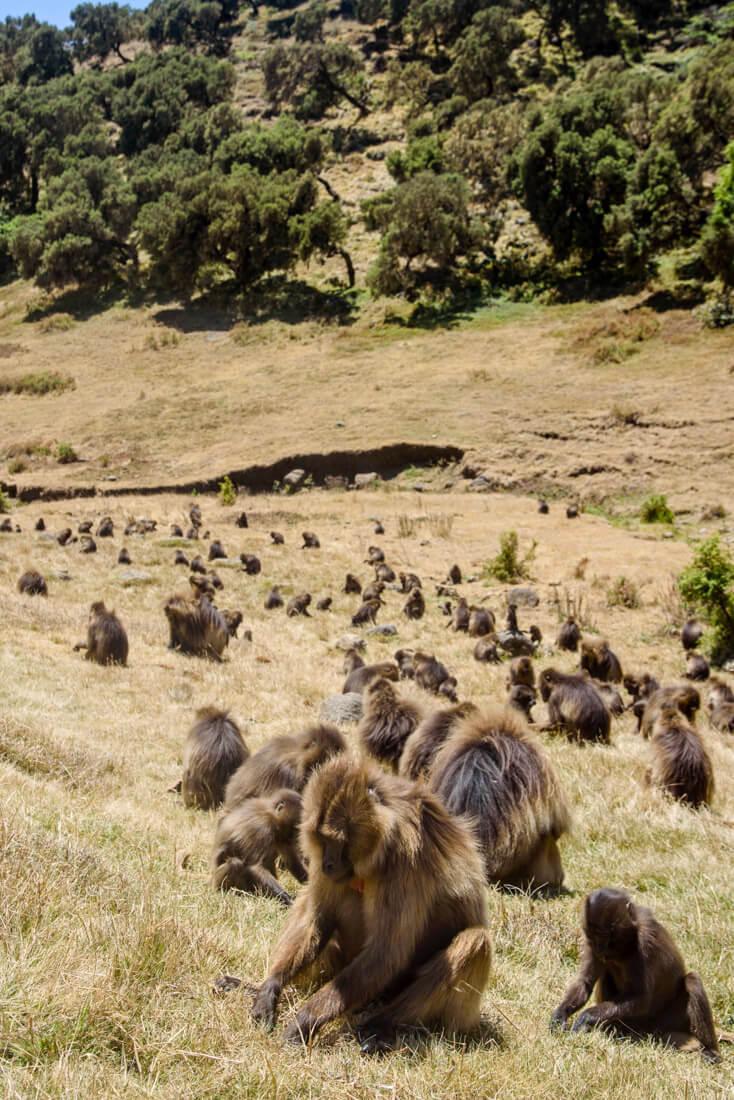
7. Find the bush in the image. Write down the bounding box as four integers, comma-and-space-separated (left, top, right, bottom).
606, 576, 640, 609
218, 474, 236, 506
0, 371, 75, 396
8, 458, 26, 474
639, 493, 673, 524
484, 530, 536, 583
0, 486, 9, 512
56, 442, 78, 464
679, 536, 734, 663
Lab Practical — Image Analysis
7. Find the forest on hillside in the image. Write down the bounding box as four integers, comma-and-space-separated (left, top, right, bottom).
0, 1, 733, 315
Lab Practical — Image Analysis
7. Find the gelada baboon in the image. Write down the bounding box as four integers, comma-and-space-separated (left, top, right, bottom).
174, 549, 189, 566
538, 500, 549, 514
220, 609, 243, 638
365, 546, 384, 564
468, 607, 494, 637
265, 587, 284, 610
343, 573, 361, 595
681, 618, 704, 651
361, 580, 384, 603
623, 671, 659, 702
474, 638, 500, 663
685, 652, 710, 682
182, 707, 249, 810
394, 648, 415, 678
35, 517, 45, 531
539, 669, 611, 743
302, 531, 320, 549
399, 572, 421, 593
551, 888, 721, 1063
236, 512, 249, 528
78, 521, 93, 534
57, 528, 73, 546
638, 685, 700, 738
287, 593, 311, 617
189, 574, 215, 598
96, 516, 113, 537
118, 548, 131, 565
351, 598, 380, 627
402, 587, 425, 620
508, 683, 537, 722
707, 677, 734, 733
596, 682, 625, 716
190, 555, 206, 574
224, 724, 345, 809
240, 553, 261, 575
17, 569, 47, 596
316, 596, 332, 611
399, 702, 477, 781
248, 755, 492, 1050
448, 563, 462, 584
430, 705, 570, 890
75, 601, 129, 666
343, 661, 399, 695
375, 563, 396, 584
270, 531, 284, 544
646, 703, 714, 809
358, 677, 424, 768
211, 790, 306, 906
507, 656, 535, 690
164, 594, 229, 660
412, 651, 452, 695
171, 524, 184, 537
343, 648, 364, 675
580, 637, 623, 683
80, 535, 96, 554
450, 597, 470, 632
556, 617, 581, 652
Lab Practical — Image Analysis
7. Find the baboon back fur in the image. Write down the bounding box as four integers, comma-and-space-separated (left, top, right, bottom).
182, 707, 249, 810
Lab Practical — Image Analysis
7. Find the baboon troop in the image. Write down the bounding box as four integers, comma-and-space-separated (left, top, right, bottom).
165, 594, 229, 660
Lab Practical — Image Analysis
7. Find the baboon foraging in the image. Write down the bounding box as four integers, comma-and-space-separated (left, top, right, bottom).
639, 685, 700, 738
248, 755, 492, 1050
685, 652, 710, 682
208, 540, 226, 562
302, 531, 320, 548
80, 535, 96, 554
361, 581, 384, 603
646, 703, 714, 808
351, 598, 380, 627
78, 520, 92, 534
174, 550, 189, 566
265, 588, 284, 610
270, 531, 284, 545
358, 677, 424, 767
343, 662, 399, 695
96, 517, 113, 537
624, 671, 659, 702
402, 587, 425, 620
365, 546, 384, 564
224, 724, 345, 809
76, 601, 129, 666
413, 651, 455, 697
236, 512, 249, 528
287, 593, 311, 617
211, 790, 306, 906
316, 596, 332, 611
171, 524, 183, 537
18, 569, 47, 596
343, 573, 362, 595
182, 707, 249, 810
189, 503, 202, 529
551, 888, 721, 1063
474, 638, 500, 663
508, 684, 537, 722
580, 637, 623, 683
221, 609, 243, 638
556, 617, 581, 652
681, 618, 704, 651
450, 597, 470, 632
596, 683, 625, 716
430, 705, 570, 890
164, 594, 229, 660
448, 564, 462, 584
57, 527, 73, 546
399, 572, 422, 593
394, 648, 415, 679
190, 555, 206, 574
118, 548, 131, 565
35, 517, 45, 531
468, 607, 494, 636
375, 563, 396, 584
399, 702, 477, 780
539, 668, 611, 743
538, 500, 549, 514
240, 553, 261, 575
507, 656, 535, 690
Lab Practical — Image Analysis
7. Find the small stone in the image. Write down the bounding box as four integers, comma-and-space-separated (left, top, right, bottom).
468, 475, 492, 492
366, 624, 398, 637
118, 569, 153, 585
51, 569, 72, 581
336, 633, 366, 652
283, 468, 307, 490
507, 586, 540, 608
354, 472, 378, 490
336, 420, 345, 427
320, 693, 363, 725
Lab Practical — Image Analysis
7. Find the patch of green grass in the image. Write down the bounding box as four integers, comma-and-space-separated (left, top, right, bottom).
218, 475, 237, 506
484, 530, 536, 583
56, 442, 78, 464
0, 371, 75, 396
640, 494, 674, 524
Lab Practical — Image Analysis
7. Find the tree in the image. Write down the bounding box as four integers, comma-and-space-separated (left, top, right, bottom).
701, 143, 734, 290
448, 8, 524, 103
15, 23, 72, 85
294, 1, 328, 42
70, 3, 138, 66
679, 536, 734, 664
145, 0, 240, 57
262, 40, 368, 119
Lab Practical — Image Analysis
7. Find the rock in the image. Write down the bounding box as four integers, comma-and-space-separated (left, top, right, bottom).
354, 472, 378, 490
366, 624, 398, 637
118, 569, 154, 585
335, 633, 366, 652
507, 586, 540, 608
325, 475, 348, 490
283, 468, 307, 491
467, 475, 492, 492
320, 693, 363, 725
51, 569, 72, 581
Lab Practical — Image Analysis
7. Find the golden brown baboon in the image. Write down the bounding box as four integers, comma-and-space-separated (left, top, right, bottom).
681, 619, 704, 651
706, 676, 734, 710
506, 656, 535, 690
399, 702, 477, 780
623, 671, 659, 701
430, 705, 570, 890
240, 554, 261, 575
375, 563, 396, 583
580, 637, 623, 683
78, 521, 93, 533
189, 574, 215, 599
468, 607, 494, 636
685, 652, 710, 682
413, 651, 456, 698
190, 555, 206, 574
221, 609, 243, 638
189, 503, 202, 529
358, 677, 425, 767
211, 790, 306, 906
596, 683, 625, 716
551, 888, 721, 1063
556, 617, 581, 652
271, 531, 284, 544
224, 724, 345, 809
448, 564, 462, 584
174, 549, 189, 566
75, 601, 129, 666
316, 596, 332, 611
450, 597, 470, 632
646, 703, 714, 808
17, 569, 47, 596
508, 684, 537, 722
399, 572, 421, 593
365, 546, 384, 564
287, 593, 311, 617
343, 662, 399, 694
639, 685, 700, 738
539, 668, 611, 743
182, 707, 249, 810
402, 587, 425, 620
265, 588, 284, 610
343, 648, 365, 676
96, 517, 113, 537
351, 598, 380, 627
79, 535, 96, 554
302, 532, 320, 549
710, 702, 734, 733
361, 581, 384, 603
474, 638, 500, 663
343, 573, 362, 594
246, 755, 492, 1051
164, 594, 229, 660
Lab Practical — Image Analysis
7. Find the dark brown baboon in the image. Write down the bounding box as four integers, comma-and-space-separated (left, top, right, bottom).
413, 651, 454, 697
190, 555, 206, 574
0, 518, 12, 533
685, 652, 710, 682
236, 512, 249, 528
646, 703, 714, 808
343, 662, 399, 695
270, 531, 284, 545
538, 500, 549, 514
596, 683, 625, 716
287, 593, 311, 617
530, 624, 542, 645
474, 638, 500, 663
265, 588, 284, 610
358, 677, 425, 767
375, 563, 396, 584
164, 594, 229, 660
189, 574, 215, 599
343, 573, 362, 595
506, 604, 519, 632
623, 671, 660, 702
399, 702, 477, 780
78, 520, 92, 534
57, 527, 72, 546
374, 520, 384, 535
556, 617, 581, 652
507, 656, 535, 690
448, 564, 462, 584
399, 572, 422, 593
551, 888, 721, 1063
75, 601, 129, 666
190, 503, 202, 529
182, 707, 249, 810
247, 755, 492, 1050
211, 790, 306, 906
681, 618, 704, 651
402, 587, 425, 620
210, 572, 223, 590
35, 517, 45, 531
351, 598, 380, 627
365, 546, 384, 564
208, 540, 226, 562
171, 524, 184, 537
224, 724, 346, 809
539, 668, 611, 743
343, 649, 365, 676
302, 532, 320, 548
639, 685, 701, 738
580, 637, 623, 683
240, 554, 261, 575
468, 607, 494, 636
438, 677, 459, 703
118, 548, 131, 565
174, 550, 189, 566
316, 597, 332, 611
361, 581, 384, 603
80, 535, 96, 554
394, 648, 415, 678
566, 504, 578, 519
430, 705, 570, 890
710, 702, 734, 733
18, 569, 47, 596
96, 517, 113, 537
508, 683, 537, 722
221, 609, 243, 638
706, 676, 734, 710
186, 527, 199, 540
450, 597, 470, 632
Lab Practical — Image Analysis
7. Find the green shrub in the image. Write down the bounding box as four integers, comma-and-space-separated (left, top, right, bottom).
679, 536, 734, 663
0, 371, 75, 396
606, 576, 640, 609
56, 442, 78, 464
484, 530, 536, 583
218, 475, 237, 506
8, 458, 26, 475
640, 494, 674, 524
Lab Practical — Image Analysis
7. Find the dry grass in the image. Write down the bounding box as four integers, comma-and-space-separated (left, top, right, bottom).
0, 488, 732, 1097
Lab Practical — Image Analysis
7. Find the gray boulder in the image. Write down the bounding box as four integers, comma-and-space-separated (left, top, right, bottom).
320, 693, 363, 725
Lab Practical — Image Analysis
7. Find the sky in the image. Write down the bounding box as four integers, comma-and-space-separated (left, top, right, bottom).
2, 0, 148, 29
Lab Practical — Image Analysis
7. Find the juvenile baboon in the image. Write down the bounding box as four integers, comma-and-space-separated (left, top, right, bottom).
210, 572, 223, 590
506, 604, 519, 632
394, 648, 415, 678
57, 527, 73, 546
539, 668, 611, 743
287, 593, 311, 617
468, 607, 494, 636
190, 555, 206, 574
265, 588, 284, 610
171, 524, 184, 537
646, 703, 714, 808
118, 548, 131, 565
450, 597, 470, 632
343, 573, 362, 595
316, 596, 332, 611
681, 619, 704, 651
596, 683, 625, 716
351, 598, 380, 627
566, 504, 578, 519
448, 564, 462, 584
413, 651, 455, 697
17, 569, 47, 596
556, 617, 581, 652
240, 554, 261, 574
551, 888, 721, 1063
236, 512, 249, 528
399, 702, 477, 780
374, 520, 384, 535
430, 705, 570, 890
579, 637, 623, 683
211, 790, 306, 906
685, 652, 710, 682
186, 527, 199, 540
189, 503, 202, 529
507, 656, 535, 690
208, 540, 226, 562
361, 581, 384, 603
375, 563, 396, 583
181, 707, 249, 810
247, 755, 492, 1050
80, 535, 96, 554
402, 587, 425, 620
96, 517, 113, 537
399, 572, 422, 593
365, 546, 384, 564
358, 677, 424, 767
343, 662, 399, 695
164, 594, 229, 660
174, 550, 189, 566
623, 671, 659, 702
474, 638, 500, 663
508, 684, 537, 722
76, 601, 129, 666
221, 609, 243, 638
35, 517, 45, 531
270, 531, 285, 545
706, 675, 734, 710
224, 724, 345, 809
302, 532, 320, 548
710, 702, 734, 734
538, 500, 549, 514
78, 520, 93, 534
639, 685, 700, 738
